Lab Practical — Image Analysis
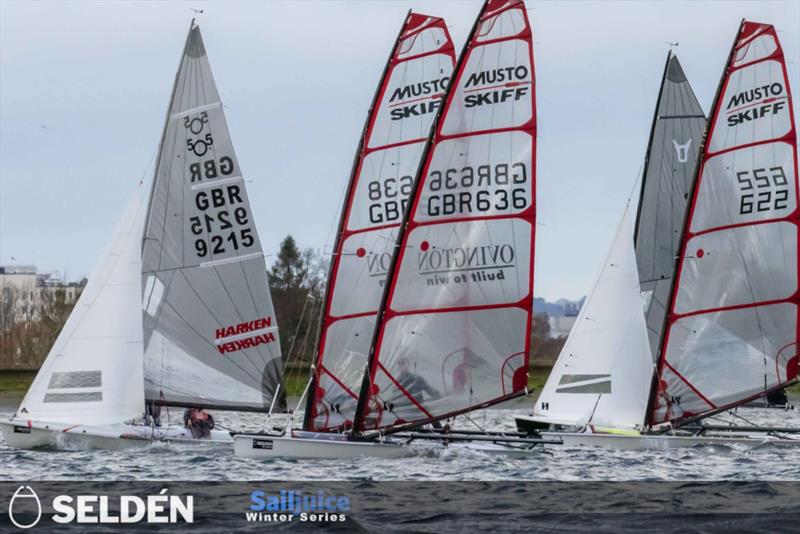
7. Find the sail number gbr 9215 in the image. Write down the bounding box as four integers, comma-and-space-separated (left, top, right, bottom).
736, 166, 789, 215
190, 185, 255, 259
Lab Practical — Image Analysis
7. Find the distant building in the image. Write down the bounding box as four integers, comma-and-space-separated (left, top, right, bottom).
548, 315, 577, 338
0, 265, 83, 324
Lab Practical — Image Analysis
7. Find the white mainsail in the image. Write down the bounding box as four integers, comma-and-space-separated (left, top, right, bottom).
14, 189, 147, 426
533, 208, 653, 430
141, 22, 283, 411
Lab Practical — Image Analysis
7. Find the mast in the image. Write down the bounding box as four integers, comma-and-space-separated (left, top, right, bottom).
303, 13, 456, 431
354, 0, 537, 436
648, 19, 800, 427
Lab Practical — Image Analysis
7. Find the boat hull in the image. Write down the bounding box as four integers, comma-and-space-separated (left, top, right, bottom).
514, 415, 800, 449
539, 431, 800, 450
234, 433, 413, 459
0, 420, 232, 450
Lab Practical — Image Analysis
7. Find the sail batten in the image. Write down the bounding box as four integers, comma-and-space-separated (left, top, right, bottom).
141, 23, 284, 412
303, 12, 456, 432
353, 0, 537, 435
649, 21, 799, 426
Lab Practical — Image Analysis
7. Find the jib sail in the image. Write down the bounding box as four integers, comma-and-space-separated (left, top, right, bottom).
303, 12, 456, 431
354, 0, 537, 433
141, 23, 284, 412
15, 189, 147, 426
533, 207, 652, 429
635, 52, 706, 361
650, 21, 799, 426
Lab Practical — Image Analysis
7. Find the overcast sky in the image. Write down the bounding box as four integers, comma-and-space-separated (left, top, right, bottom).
1, 0, 797, 301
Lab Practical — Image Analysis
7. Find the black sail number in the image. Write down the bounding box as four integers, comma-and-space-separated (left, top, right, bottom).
367, 175, 413, 224
737, 166, 790, 215
190, 185, 255, 259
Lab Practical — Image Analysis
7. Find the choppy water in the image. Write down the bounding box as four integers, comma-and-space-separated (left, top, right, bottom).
1, 396, 799, 481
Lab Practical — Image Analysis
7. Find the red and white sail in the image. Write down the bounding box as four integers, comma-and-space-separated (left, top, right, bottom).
303, 13, 456, 431
650, 21, 799, 425
354, 0, 536, 433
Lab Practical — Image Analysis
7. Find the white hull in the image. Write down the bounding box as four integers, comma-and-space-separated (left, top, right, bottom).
234, 433, 413, 459
0, 419, 232, 450
234, 430, 550, 460
541, 431, 800, 450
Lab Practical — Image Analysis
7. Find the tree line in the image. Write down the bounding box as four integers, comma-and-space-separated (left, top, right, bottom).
0, 235, 566, 373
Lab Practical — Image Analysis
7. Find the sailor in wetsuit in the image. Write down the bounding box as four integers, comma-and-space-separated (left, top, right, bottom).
397, 357, 439, 401
183, 407, 215, 439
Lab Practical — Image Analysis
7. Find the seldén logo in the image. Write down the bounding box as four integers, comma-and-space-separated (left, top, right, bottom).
248, 489, 349, 523
7, 486, 193, 528
8, 486, 42, 529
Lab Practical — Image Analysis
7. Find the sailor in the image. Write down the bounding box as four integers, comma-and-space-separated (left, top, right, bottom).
145, 400, 162, 427
397, 357, 439, 401
183, 407, 215, 439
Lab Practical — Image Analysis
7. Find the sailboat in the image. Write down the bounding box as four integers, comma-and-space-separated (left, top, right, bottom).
0, 21, 284, 450
301, 10, 457, 434
235, 0, 553, 459
516, 22, 800, 449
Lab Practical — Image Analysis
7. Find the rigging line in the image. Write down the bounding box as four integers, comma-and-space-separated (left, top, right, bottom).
463, 411, 488, 434
730, 410, 759, 427
285, 366, 316, 434
291, 296, 319, 389
585, 393, 603, 429
282, 293, 312, 375
146, 268, 178, 390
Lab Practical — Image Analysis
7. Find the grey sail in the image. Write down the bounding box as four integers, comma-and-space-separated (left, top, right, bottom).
634, 53, 705, 361
141, 23, 284, 411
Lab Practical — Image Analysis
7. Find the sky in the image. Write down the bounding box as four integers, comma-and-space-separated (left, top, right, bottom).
1, 0, 798, 301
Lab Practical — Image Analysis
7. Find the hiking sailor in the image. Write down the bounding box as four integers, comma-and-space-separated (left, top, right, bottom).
183, 407, 215, 439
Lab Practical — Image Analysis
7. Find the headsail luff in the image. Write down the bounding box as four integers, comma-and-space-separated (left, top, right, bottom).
649, 21, 799, 426
303, 13, 456, 431
15, 189, 147, 426
635, 52, 706, 362
353, 0, 536, 435
141, 22, 284, 412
